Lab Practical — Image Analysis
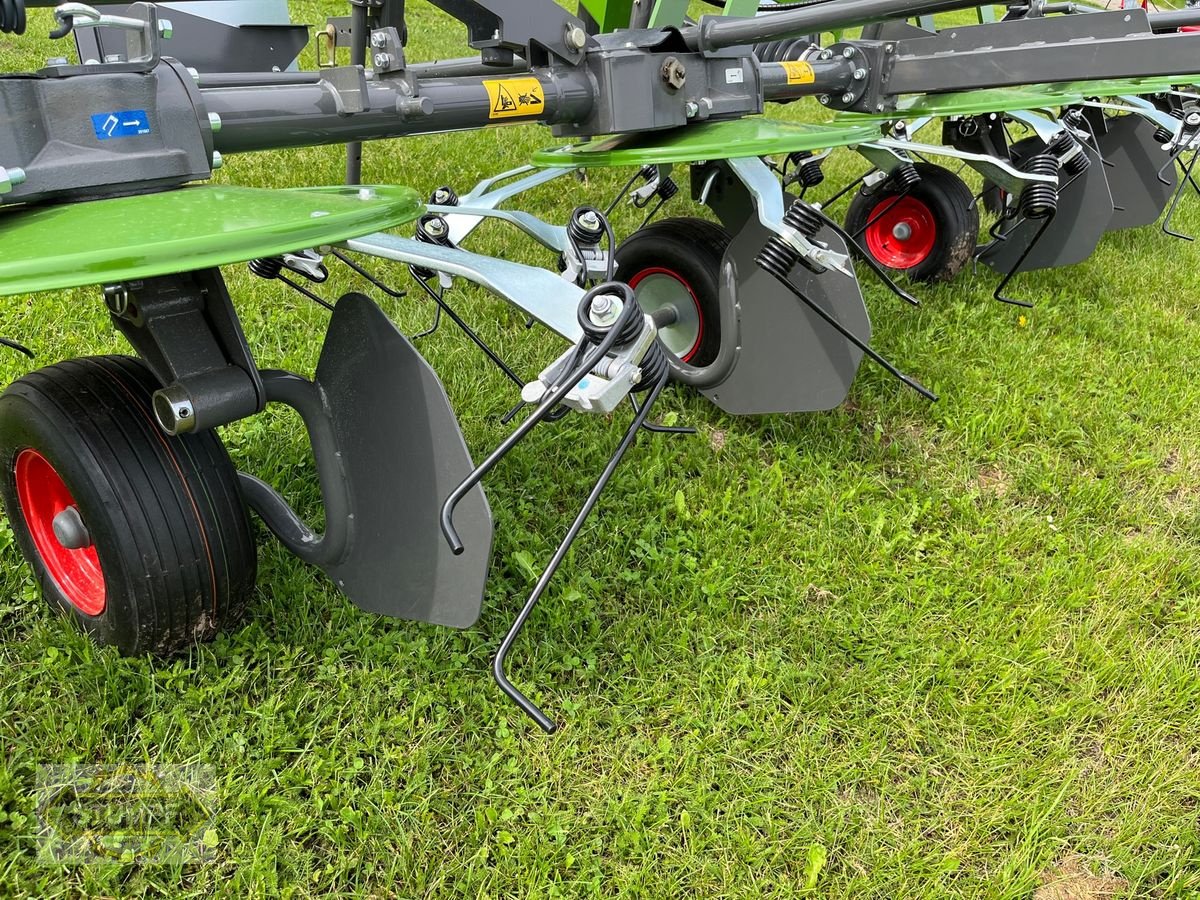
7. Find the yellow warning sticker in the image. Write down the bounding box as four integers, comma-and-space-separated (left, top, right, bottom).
780, 60, 816, 86
483, 77, 545, 119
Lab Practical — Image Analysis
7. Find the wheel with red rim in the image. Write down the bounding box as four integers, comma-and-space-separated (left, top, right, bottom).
845, 162, 979, 283
614, 217, 730, 385
0, 356, 256, 655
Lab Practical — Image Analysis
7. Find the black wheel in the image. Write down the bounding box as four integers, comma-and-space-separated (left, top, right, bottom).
0, 356, 257, 655
844, 162, 979, 283
614, 217, 730, 381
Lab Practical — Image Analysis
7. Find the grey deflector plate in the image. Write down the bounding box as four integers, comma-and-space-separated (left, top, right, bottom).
1098, 115, 1176, 231
315, 294, 492, 628
702, 219, 869, 414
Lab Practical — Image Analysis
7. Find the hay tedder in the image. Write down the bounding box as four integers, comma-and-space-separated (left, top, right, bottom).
3, 0, 1200, 731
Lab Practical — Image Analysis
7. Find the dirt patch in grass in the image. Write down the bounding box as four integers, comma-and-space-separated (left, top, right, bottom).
709, 429, 727, 452
1034, 855, 1127, 900
977, 465, 1012, 498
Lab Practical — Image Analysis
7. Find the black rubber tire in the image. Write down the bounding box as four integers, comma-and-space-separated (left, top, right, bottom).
0, 356, 257, 656
844, 162, 979, 283
614, 217, 730, 379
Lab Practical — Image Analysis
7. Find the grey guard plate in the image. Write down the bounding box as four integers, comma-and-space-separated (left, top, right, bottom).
1097, 115, 1177, 231
703, 218, 869, 414
978, 142, 1113, 274
315, 294, 492, 628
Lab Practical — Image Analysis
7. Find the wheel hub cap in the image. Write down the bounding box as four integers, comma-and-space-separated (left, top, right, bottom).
14, 449, 105, 615
864, 196, 937, 269
627, 267, 704, 361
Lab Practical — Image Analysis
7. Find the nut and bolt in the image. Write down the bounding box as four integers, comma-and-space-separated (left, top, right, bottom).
0, 166, 26, 195
424, 216, 449, 238
685, 100, 699, 118
371, 31, 388, 48
207, 112, 222, 133
818, 94, 830, 105
819, 49, 832, 60
661, 56, 687, 90
374, 52, 393, 69
589, 294, 623, 327
853, 67, 867, 80
565, 23, 587, 50
211, 151, 223, 170
841, 92, 854, 104
432, 187, 453, 204
158, 19, 172, 39
1187, 112, 1200, 127
578, 209, 601, 231
841, 47, 855, 59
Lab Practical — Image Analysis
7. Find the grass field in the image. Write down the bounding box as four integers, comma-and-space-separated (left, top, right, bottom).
2, 3, 1200, 897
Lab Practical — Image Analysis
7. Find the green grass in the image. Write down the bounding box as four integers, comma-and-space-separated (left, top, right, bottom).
2, 3, 1200, 896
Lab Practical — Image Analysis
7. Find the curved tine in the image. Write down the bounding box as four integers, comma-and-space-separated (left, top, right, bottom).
493, 371, 668, 733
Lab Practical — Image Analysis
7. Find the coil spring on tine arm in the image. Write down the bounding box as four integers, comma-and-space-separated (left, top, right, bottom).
786, 151, 825, 189
1046, 130, 1090, 177
0, 0, 25, 34
248, 257, 284, 280
1155, 108, 1185, 145
1019, 153, 1059, 219
756, 198, 825, 278
429, 185, 459, 206
889, 161, 921, 191
410, 213, 454, 279
577, 288, 670, 391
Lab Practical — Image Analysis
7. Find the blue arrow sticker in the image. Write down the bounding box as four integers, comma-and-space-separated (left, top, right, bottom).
90, 110, 152, 140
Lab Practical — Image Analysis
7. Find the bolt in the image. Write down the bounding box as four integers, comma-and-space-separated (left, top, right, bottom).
892, 222, 912, 241
424, 216, 448, 238
885, 44, 895, 53
371, 31, 387, 48
432, 187, 453, 204
589, 294, 623, 327
841, 47, 854, 59
661, 56, 687, 90
685, 100, 699, 118
565, 23, 587, 50
158, 18, 172, 39
853, 67, 867, 80
207, 112, 222, 133
842, 92, 854, 103
578, 209, 601, 231
374, 52, 392, 69
0, 167, 25, 194
211, 151, 223, 170
820, 49, 832, 60
1187, 112, 1200, 127
819, 95, 830, 105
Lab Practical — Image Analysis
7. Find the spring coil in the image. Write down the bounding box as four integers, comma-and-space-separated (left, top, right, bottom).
1154, 107, 1185, 145
248, 257, 284, 280
752, 36, 819, 64
1046, 130, 1090, 177
632, 165, 679, 207
1018, 153, 1059, 219
429, 185, 459, 206
575, 285, 668, 392
411, 214, 454, 279
756, 198, 826, 279
567, 206, 606, 246
787, 151, 825, 188
888, 162, 922, 191
0, 0, 25, 34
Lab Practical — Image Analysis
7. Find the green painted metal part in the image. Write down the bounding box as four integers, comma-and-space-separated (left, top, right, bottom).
578, 0, 634, 31
531, 117, 882, 169
0, 184, 422, 297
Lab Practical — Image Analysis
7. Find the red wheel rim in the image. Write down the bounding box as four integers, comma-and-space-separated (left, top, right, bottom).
628, 266, 705, 362
14, 449, 105, 615
863, 196, 938, 269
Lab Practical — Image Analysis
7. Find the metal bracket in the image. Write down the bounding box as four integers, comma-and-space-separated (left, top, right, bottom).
104, 269, 264, 435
